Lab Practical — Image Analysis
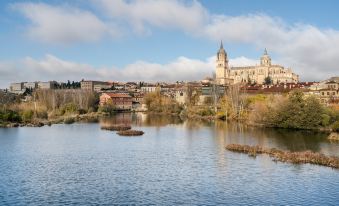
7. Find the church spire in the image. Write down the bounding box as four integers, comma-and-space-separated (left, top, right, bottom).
220, 40, 223, 49
264, 48, 268, 55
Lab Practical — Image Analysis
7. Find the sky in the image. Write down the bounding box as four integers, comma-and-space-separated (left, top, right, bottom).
0, 0, 339, 88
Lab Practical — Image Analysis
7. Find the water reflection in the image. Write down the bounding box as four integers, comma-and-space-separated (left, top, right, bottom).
101, 113, 338, 156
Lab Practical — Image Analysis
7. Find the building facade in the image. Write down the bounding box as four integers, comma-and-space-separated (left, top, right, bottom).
99, 93, 133, 110
215, 42, 299, 85
81, 80, 110, 92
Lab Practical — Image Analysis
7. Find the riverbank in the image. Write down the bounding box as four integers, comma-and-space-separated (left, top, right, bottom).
226, 144, 339, 169
0, 112, 104, 128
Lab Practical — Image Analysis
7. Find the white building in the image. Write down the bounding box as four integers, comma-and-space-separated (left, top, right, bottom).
216, 42, 299, 85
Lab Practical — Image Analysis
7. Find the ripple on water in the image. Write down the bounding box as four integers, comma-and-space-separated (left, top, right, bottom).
0, 116, 338, 205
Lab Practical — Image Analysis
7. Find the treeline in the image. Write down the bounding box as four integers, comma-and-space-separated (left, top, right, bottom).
0, 89, 99, 124
248, 91, 339, 130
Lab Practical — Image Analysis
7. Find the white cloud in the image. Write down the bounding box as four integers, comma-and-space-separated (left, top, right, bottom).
229, 56, 258, 67
202, 14, 339, 80
0, 54, 217, 88
12, 3, 119, 44
9, 0, 339, 81
94, 0, 208, 34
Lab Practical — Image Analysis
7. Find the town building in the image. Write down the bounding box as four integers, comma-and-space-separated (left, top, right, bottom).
99, 93, 133, 110
215, 42, 299, 85
81, 80, 110, 92
38, 81, 57, 89
306, 77, 339, 105
23, 82, 38, 90
9, 82, 24, 94
141, 85, 158, 93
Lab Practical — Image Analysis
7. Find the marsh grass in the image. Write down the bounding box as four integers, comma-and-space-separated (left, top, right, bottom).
226, 144, 339, 169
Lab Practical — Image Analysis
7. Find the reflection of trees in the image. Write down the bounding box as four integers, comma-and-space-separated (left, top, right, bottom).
138, 114, 183, 127
212, 121, 328, 153
100, 113, 329, 154
100, 113, 133, 125
264, 128, 327, 152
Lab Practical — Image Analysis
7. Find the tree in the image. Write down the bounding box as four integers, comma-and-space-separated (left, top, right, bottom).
264, 76, 272, 85
268, 91, 324, 129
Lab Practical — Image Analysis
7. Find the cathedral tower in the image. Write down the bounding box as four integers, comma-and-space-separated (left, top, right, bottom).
260, 48, 271, 66
215, 41, 229, 85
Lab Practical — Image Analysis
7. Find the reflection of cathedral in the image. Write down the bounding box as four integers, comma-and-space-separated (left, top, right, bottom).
215, 42, 299, 85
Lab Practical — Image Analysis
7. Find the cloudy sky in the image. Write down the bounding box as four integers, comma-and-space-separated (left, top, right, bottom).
0, 0, 338, 88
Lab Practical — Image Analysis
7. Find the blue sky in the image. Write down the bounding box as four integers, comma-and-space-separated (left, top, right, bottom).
0, 0, 339, 87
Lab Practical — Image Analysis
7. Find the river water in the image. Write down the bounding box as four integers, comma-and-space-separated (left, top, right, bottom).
0, 113, 338, 205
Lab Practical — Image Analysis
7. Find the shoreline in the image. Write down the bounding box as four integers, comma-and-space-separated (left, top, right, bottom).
0, 111, 337, 135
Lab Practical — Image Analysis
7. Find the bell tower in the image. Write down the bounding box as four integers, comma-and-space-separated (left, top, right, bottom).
260, 48, 271, 66
215, 41, 229, 85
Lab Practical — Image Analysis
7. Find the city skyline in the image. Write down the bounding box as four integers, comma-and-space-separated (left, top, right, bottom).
1, 0, 339, 88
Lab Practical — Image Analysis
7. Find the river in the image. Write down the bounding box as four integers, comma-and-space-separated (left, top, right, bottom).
0, 113, 338, 205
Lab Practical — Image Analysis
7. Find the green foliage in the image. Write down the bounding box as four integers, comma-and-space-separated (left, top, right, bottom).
98, 104, 116, 115
321, 114, 331, 127
196, 107, 215, 116
264, 76, 272, 85
59, 103, 78, 115
331, 121, 339, 132
64, 117, 75, 124
144, 91, 183, 114
21, 110, 34, 122
245, 94, 267, 108
266, 91, 325, 129
0, 109, 21, 122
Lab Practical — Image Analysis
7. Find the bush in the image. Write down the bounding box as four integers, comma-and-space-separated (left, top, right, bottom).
0, 110, 21, 122
78, 109, 87, 114
266, 91, 325, 129
321, 114, 331, 127
60, 103, 78, 115
332, 121, 339, 132
197, 107, 215, 116
98, 104, 116, 115
21, 110, 34, 122
64, 117, 75, 124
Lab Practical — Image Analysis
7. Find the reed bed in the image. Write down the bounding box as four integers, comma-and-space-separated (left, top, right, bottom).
101, 124, 131, 131
117, 130, 144, 136
226, 144, 339, 169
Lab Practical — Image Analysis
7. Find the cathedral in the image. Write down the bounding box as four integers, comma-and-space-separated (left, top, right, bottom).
215, 42, 299, 85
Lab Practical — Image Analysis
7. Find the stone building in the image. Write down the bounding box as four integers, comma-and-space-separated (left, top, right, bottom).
215, 42, 299, 85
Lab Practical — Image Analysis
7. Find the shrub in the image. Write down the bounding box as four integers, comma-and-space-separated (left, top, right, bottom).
0, 110, 21, 122
21, 110, 34, 122
321, 114, 331, 127
98, 104, 116, 115
64, 117, 75, 124
332, 121, 339, 132
78, 108, 87, 114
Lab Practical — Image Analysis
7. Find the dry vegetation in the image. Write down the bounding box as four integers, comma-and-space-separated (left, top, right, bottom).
226, 144, 339, 169
117, 130, 144, 136
101, 124, 131, 131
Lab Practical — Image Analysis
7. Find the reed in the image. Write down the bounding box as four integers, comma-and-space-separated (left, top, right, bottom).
101, 124, 131, 131
226, 144, 339, 169
117, 130, 144, 136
